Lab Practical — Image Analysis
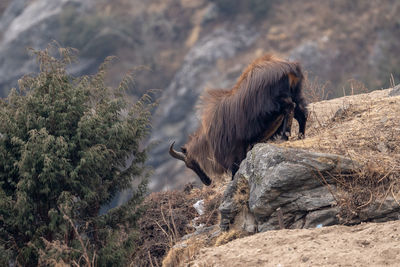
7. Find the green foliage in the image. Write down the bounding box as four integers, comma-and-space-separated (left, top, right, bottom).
0, 44, 155, 266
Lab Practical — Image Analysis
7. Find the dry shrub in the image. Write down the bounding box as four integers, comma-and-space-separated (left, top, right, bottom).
334, 162, 399, 223
280, 90, 400, 221
37, 212, 97, 267
132, 190, 198, 266
188, 178, 228, 228
131, 183, 225, 266
342, 79, 369, 96
303, 73, 369, 104
303, 72, 333, 103
233, 177, 250, 207
214, 230, 250, 246
196, 189, 223, 227
160, 184, 225, 267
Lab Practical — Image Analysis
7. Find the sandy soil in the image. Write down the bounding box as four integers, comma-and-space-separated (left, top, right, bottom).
189, 220, 400, 267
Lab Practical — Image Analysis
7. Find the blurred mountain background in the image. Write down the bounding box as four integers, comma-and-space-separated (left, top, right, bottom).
1, 0, 400, 194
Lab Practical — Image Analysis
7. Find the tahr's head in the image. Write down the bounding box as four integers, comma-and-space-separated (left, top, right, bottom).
169, 141, 212, 186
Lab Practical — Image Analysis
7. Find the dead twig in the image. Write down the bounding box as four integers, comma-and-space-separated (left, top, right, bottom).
62, 211, 95, 267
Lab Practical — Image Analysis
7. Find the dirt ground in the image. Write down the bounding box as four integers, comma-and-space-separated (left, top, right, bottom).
189, 219, 400, 267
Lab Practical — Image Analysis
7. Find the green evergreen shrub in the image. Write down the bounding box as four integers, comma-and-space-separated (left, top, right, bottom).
0, 44, 155, 266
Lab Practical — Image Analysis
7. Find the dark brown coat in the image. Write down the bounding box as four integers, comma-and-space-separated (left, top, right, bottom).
169, 54, 307, 185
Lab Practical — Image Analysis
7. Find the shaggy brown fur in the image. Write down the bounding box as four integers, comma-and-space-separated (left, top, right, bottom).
170, 54, 308, 185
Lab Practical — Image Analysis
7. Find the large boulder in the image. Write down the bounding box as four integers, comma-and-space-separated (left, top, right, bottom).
220, 143, 400, 232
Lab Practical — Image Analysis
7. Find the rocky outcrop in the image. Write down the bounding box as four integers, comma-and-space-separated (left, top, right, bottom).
219, 143, 400, 233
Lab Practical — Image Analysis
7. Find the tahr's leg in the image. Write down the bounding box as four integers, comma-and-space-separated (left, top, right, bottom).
278, 109, 294, 140
261, 114, 285, 142
231, 143, 250, 180
294, 103, 307, 138
273, 97, 295, 140
285, 110, 294, 137
231, 163, 240, 180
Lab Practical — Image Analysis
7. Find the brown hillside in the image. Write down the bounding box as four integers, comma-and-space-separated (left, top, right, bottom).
83, 0, 400, 96
283, 88, 400, 220
162, 87, 400, 267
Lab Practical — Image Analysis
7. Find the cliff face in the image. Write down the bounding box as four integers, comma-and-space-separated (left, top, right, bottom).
0, 0, 97, 97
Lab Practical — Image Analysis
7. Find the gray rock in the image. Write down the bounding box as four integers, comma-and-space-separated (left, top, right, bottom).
219, 175, 256, 232
389, 84, 400, 97
303, 207, 340, 229
220, 143, 400, 232
356, 196, 400, 222
220, 143, 358, 232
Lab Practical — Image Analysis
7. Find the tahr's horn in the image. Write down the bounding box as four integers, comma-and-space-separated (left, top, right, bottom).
169, 142, 186, 161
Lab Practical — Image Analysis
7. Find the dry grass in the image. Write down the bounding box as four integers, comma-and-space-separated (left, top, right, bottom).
232, 176, 250, 207
279, 89, 400, 221
162, 228, 250, 266
196, 190, 223, 227
131, 183, 225, 266
157, 183, 227, 266
36, 208, 97, 267
214, 230, 250, 247
162, 239, 206, 267
302, 72, 333, 103
132, 190, 198, 266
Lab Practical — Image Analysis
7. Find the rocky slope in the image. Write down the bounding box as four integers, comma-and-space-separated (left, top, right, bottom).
161, 86, 400, 267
